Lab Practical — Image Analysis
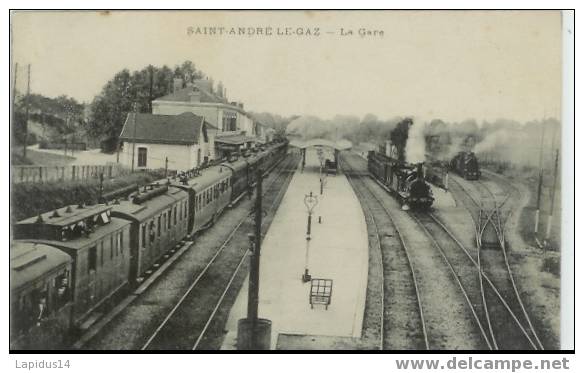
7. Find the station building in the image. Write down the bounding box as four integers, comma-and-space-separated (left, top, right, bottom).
118, 112, 217, 171
118, 77, 275, 169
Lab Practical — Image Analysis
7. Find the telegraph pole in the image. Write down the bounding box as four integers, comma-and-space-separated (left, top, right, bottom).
11, 63, 18, 125
534, 124, 545, 235
546, 149, 559, 239
23, 64, 30, 159
130, 103, 138, 172
148, 66, 154, 113
246, 167, 263, 349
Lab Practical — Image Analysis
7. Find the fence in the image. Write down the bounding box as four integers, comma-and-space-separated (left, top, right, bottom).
11, 163, 130, 184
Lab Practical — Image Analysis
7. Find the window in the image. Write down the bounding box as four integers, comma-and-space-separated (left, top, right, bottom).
168, 210, 171, 229
110, 236, 114, 259
197, 148, 201, 166
162, 214, 166, 232
157, 216, 161, 236
149, 221, 155, 242
174, 207, 177, 225
119, 232, 123, 255
141, 224, 146, 247
88, 246, 97, 273
100, 242, 104, 266
138, 147, 147, 168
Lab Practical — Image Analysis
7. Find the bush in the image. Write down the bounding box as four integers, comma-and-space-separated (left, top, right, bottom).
11, 171, 166, 222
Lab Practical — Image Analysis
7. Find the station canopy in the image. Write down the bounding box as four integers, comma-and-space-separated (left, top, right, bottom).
288, 138, 352, 151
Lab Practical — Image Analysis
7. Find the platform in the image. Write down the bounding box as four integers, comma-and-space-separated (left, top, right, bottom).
221, 148, 369, 350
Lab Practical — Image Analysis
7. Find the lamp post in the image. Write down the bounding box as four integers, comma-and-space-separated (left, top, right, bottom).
317, 148, 328, 195
302, 191, 318, 283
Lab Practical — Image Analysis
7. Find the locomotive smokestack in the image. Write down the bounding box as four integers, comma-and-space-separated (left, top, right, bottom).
416, 163, 424, 180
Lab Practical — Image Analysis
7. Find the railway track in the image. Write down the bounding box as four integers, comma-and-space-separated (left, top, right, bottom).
450, 175, 544, 350
343, 154, 496, 350
341, 155, 428, 350
140, 154, 300, 350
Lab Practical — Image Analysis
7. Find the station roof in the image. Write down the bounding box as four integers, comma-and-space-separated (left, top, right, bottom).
119, 112, 217, 145
11, 242, 71, 291
215, 134, 256, 145
154, 84, 229, 105
288, 138, 352, 150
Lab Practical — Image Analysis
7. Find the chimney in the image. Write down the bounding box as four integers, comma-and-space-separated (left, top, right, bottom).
208, 78, 214, 93
238, 102, 244, 109
416, 163, 424, 179
217, 81, 224, 97
189, 87, 202, 102
173, 78, 183, 93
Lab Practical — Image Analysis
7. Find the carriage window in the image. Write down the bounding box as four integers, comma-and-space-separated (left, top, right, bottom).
119, 232, 123, 255
174, 206, 177, 224
88, 246, 97, 273
110, 236, 114, 259
157, 216, 161, 236
100, 241, 104, 266
149, 221, 155, 242
141, 224, 146, 247
168, 210, 172, 229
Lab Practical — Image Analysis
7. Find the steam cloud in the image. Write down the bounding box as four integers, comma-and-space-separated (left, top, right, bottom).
284, 113, 561, 169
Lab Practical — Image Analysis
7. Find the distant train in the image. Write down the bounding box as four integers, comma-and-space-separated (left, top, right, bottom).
10, 140, 289, 350
367, 151, 434, 210
450, 151, 481, 180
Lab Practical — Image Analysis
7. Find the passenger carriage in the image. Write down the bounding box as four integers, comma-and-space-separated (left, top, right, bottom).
10, 242, 73, 350
14, 204, 132, 324
173, 165, 232, 235
110, 184, 189, 282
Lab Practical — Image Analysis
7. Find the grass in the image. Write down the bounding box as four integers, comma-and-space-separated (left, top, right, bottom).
12, 146, 75, 166
483, 164, 561, 251
11, 170, 166, 222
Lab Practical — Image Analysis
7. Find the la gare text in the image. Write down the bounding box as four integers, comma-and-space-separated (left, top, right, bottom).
187, 26, 384, 38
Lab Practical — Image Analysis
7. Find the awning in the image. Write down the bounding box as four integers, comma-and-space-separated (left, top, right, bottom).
288, 138, 352, 151
215, 134, 257, 145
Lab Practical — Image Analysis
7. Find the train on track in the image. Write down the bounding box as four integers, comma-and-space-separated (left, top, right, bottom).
450, 151, 481, 180
367, 151, 434, 210
10, 140, 288, 350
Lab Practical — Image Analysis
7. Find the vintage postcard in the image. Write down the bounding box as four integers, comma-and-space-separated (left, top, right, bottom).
9, 10, 573, 353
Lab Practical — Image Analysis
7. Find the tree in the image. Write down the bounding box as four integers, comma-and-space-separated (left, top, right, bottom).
86, 61, 205, 152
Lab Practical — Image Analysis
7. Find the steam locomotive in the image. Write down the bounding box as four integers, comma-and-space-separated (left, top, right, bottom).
450, 151, 481, 180
367, 151, 434, 210
10, 140, 289, 350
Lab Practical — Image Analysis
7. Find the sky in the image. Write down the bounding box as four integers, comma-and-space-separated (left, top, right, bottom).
11, 10, 563, 123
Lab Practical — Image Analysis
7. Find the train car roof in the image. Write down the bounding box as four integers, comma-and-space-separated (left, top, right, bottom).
171, 164, 231, 192
22, 217, 131, 251
11, 241, 72, 291
221, 157, 247, 173
111, 188, 188, 221
17, 204, 111, 228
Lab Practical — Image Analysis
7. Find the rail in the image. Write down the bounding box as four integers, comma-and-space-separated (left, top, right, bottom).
341, 154, 429, 350
140, 154, 299, 350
